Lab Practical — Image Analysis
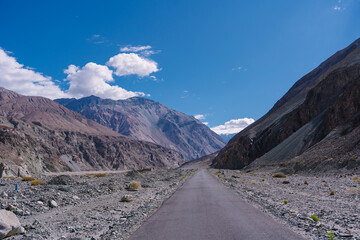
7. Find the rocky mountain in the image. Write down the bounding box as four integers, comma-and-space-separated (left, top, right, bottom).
213, 38, 360, 173
55, 96, 226, 160
0, 88, 185, 176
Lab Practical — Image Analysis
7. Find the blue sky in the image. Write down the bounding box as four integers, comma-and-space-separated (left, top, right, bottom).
0, 0, 359, 135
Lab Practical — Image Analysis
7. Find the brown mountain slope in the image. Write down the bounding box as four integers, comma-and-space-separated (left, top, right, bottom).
55, 96, 225, 160
0, 87, 118, 136
213, 38, 360, 172
0, 88, 185, 175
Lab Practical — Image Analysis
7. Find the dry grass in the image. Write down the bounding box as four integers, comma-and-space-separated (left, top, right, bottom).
349, 155, 357, 161
30, 180, 45, 186
21, 177, 35, 181
4, 176, 15, 180
128, 181, 141, 191
347, 187, 358, 195
352, 175, 360, 184
94, 173, 107, 178
272, 173, 286, 178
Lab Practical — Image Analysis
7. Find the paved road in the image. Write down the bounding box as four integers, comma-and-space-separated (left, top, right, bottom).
129, 169, 304, 240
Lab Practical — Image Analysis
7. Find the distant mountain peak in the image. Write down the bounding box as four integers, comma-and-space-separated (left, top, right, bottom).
56, 96, 226, 160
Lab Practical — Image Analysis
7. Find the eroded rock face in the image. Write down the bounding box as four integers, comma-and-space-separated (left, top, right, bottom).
0, 117, 185, 176
0, 209, 21, 239
213, 38, 360, 171
55, 96, 226, 160
0, 88, 186, 175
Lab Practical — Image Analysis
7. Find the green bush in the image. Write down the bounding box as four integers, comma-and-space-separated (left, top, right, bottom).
310, 215, 319, 222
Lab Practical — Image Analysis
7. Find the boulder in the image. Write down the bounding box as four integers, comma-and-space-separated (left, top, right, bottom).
0, 209, 21, 239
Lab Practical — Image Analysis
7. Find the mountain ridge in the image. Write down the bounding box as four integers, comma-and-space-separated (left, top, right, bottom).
55, 96, 226, 160
213, 38, 360, 173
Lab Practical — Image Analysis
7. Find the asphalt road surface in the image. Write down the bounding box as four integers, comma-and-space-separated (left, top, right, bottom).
129, 169, 304, 240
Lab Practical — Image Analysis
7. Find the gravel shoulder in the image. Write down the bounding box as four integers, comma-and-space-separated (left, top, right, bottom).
0, 169, 194, 239
209, 169, 360, 240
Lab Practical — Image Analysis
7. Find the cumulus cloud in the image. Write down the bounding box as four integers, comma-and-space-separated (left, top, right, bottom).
333, 5, 342, 10
0, 46, 156, 101
64, 62, 146, 100
194, 114, 205, 120
211, 118, 255, 135
106, 53, 160, 77
0, 48, 69, 99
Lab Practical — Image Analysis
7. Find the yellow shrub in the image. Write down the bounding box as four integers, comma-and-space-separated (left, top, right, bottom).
272, 173, 286, 178
30, 180, 45, 186
21, 177, 35, 181
94, 173, 107, 178
128, 181, 141, 191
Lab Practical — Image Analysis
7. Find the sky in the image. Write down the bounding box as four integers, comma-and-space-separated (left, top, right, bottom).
0, 0, 359, 136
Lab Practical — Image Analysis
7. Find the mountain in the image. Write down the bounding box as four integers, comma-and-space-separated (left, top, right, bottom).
213, 38, 360, 173
0, 88, 185, 176
55, 96, 226, 160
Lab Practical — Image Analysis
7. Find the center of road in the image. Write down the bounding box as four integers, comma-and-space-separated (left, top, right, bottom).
129, 169, 304, 240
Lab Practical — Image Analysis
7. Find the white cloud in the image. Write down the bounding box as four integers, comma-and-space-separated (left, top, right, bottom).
106, 53, 160, 77
333, 5, 342, 10
120, 45, 152, 52
0, 48, 69, 99
64, 62, 147, 100
211, 118, 255, 135
202, 122, 209, 126
194, 114, 205, 120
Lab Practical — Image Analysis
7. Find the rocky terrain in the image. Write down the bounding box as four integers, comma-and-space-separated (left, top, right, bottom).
213, 38, 360, 172
55, 96, 225, 160
0, 169, 193, 239
210, 169, 360, 240
0, 88, 186, 176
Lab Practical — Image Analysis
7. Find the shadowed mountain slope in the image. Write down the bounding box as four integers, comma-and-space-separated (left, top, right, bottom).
213, 38, 360, 173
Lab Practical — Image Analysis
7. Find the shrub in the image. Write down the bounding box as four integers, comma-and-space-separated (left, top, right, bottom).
327, 231, 334, 240
30, 180, 45, 186
94, 173, 107, 178
246, 169, 254, 173
352, 175, 360, 184
349, 155, 357, 161
304, 181, 309, 185
215, 171, 222, 174
329, 190, 335, 195
4, 176, 15, 180
283, 200, 288, 204
272, 173, 286, 178
324, 183, 328, 187
182, 175, 186, 179
128, 181, 141, 191
21, 177, 35, 181
347, 187, 358, 195
282, 181, 290, 184
261, 178, 265, 182
310, 215, 319, 222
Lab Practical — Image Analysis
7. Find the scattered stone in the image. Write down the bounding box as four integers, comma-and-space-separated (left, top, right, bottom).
48, 200, 58, 208
48, 175, 77, 185
121, 195, 133, 202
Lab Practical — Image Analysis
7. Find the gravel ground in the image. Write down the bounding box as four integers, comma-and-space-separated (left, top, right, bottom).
0, 169, 194, 239
210, 169, 360, 240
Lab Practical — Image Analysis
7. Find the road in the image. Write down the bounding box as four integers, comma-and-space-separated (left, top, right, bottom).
129, 169, 304, 240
